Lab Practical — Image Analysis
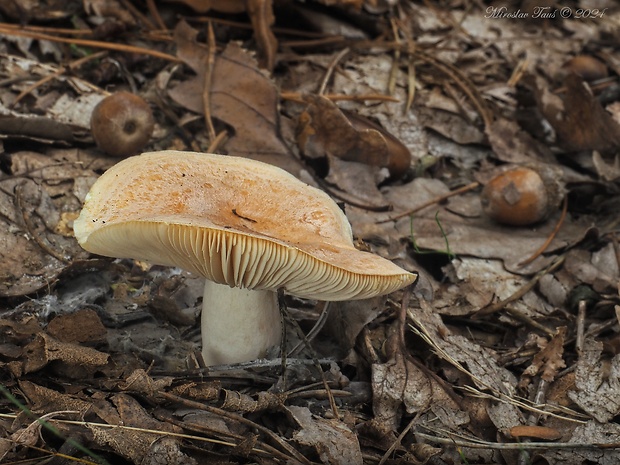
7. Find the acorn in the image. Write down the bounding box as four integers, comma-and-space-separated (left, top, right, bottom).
480, 165, 565, 226
90, 92, 154, 157
562, 55, 608, 82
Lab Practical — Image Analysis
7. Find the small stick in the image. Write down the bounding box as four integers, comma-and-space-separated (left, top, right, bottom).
287, 301, 330, 357
379, 413, 421, 465
206, 130, 228, 153
472, 256, 565, 319
203, 22, 217, 143
505, 306, 555, 337
376, 182, 479, 223
518, 196, 569, 267
145, 0, 169, 34
278, 292, 340, 420
575, 300, 587, 355
277, 288, 288, 389
317, 47, 349, 95
281, 91, 399, 103
0, 26, 180, 62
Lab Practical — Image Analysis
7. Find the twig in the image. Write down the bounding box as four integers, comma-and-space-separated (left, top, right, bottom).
387, 19, 401, 96
317, 47, 350, 95
518, 195, 569, 267
575, 299, 587, 355
281, 92, 399, 103
376, 182, 479, 223
203, 21, 217, 143
157, 391, 313, 465
379, 413, 420, 465
206, 130, 228, 153
415, 431, 620, 450
287, 301, 330, 357
155, 409, 291, 462
0, 25, 180, 62
406, 49, 417, 113
279, 297, 340, 420
145, 0, 169, 34
504, 306, 555, 337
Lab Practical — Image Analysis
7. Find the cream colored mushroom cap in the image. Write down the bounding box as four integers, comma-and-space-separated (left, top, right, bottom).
74, 151, 417, 300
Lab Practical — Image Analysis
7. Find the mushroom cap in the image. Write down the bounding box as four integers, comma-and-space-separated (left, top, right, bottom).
74, 151, 417, 300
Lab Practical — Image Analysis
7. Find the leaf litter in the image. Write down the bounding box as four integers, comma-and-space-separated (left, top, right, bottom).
0, 1, 619, 464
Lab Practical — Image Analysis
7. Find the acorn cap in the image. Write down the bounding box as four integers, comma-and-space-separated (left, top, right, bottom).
74, 150, 417, 300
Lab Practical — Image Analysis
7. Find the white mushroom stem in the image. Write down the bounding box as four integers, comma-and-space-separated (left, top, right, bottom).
201, 280, 282, 366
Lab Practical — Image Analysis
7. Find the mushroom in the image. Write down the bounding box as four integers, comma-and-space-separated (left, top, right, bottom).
74, 151, 417, 365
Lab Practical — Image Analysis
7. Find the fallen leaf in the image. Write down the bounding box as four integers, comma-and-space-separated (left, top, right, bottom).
170, 22, 301, 175
89, 393, 194, 465
410, 300, 518, 396
371, 352, 432, 430
592, 151, 620, 181
287, 405, 363, 464
569, 338, 620, 422
485, 116, 555, 164
541, 421, 620, 465
533, 73, 620, 152
46, 309, 107, 344
23, 332, 109, 374
20, 380, 92, 414
519, 327, 567, 391
298, 94, 411, 178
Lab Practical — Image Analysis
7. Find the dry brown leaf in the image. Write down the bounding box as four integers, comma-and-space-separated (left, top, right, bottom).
564, 247, 619, 293
568, 338, 620, 423
383, 176, 592, 275
411, 300, 518, 395
23, 332, 109, 374
534, 73, 620, 152
0, 410, 71, 463
19, 380, 92, 414
298, 94, 411, 178
541, 422, 620, 465
519, 327, 567, 391
89, 393, 193, 465
45, 309, 107, 344
83, 0, 135, 25
485, 116, 555, 164
119, 369, 174, 396
416, 106, 485, 145
164, 0, 246, 13
0, 149, 111, 297
170, 22, 300, 174
287, 405, 363, 464
371, 352, 433, 430
324, 156, 389, 209
592, 151, 620, 181
324, 296, 387, 358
